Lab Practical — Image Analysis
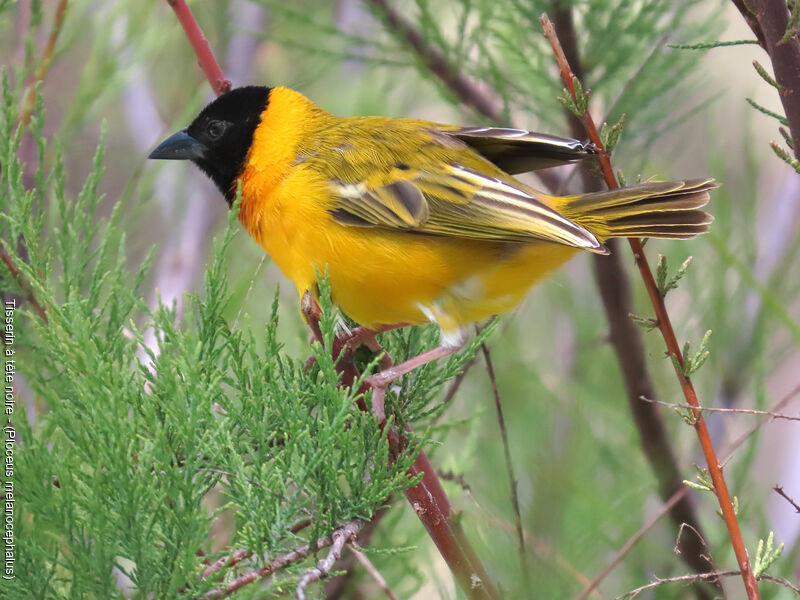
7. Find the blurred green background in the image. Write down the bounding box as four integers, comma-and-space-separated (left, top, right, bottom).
3, 0, 800, 598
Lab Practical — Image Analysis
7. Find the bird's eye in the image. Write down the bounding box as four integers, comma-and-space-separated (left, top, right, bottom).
206, 120, 226, 140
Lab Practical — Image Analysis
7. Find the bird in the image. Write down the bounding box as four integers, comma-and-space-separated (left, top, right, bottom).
149, 85, 714, 415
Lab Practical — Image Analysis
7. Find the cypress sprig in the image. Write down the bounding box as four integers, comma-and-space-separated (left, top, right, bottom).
769, 140, 800, 175
746, 97, 789, 126
672, 330, 712, 377
752, 60, 784, 92
753, 532, 784, 577
668, 39, 759, 50
656, 254, 693, 297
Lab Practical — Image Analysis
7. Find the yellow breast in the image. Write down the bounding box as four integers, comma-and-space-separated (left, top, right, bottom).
238, 87, 581, 339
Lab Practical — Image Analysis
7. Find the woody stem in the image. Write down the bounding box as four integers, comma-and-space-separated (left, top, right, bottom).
541, 13, 760, 600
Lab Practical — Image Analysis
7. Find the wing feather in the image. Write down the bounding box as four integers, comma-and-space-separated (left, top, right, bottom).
448, 127, 594, 173
328, 162, 604, 251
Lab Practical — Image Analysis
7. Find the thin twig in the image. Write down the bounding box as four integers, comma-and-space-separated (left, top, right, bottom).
201, 548, 252, 581
350, 546, 400, 600
325, 505, 391, 599
4, 0, 70, 324
481, 511, 605, 599
616, 570, 800, 599
640, 396, 800, 421
575, 488, 709, 600
721, 382, 800, 466
19, 0, 68, 126
0, 248, 46, 323
364, 0, 504, 123
438, 470, 473, 495
547, 7, 715, 591
477, 335, 528, 583
201, 518, 312, 581
300, 294, 499, 600
202, 520, 363, 599
540, 13, 760, 599
730, 0, 767, 49
673, 522, 710, 559
296, 520, 364, 600
773, 485, 800, 513
441, 355, 476, 406
165, 0, 232, 96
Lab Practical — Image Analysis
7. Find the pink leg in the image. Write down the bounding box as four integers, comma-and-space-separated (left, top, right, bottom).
345, 323, 410, 351
344, 323, 410, 371
366, 343, 463, 420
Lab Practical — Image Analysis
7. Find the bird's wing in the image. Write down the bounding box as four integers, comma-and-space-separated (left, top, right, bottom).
325, 151, 603, 251
446, 127, 594, 174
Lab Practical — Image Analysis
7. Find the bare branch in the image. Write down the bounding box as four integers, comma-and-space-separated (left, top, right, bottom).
364, 0, 503, 123
641, 396, 800, 421
541, 12, 760, 599
296, 520, 364, 600
300, 294, 500, 600
478, 334, 528, 583
201, 519, 313, 582
575, 488, 712, 600
616, 569, 800, 599
721, 382, 800, 465
773, 485, 800, 513
325, 506, 390, 599
201, 520, 361, 599
201, 548, 251, 582
350, 546, 400, 600
19, 0, 68, 126
0, 248, 47, 323
730, 0, 768, 49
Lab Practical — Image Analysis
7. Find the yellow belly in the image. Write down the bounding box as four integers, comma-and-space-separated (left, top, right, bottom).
240, 166, 581, 338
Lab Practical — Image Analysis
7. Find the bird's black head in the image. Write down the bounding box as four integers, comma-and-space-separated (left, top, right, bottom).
149, 86, 272, 205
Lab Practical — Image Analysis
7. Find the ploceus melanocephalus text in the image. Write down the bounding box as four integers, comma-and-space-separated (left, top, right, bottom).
149, 86, 715, 415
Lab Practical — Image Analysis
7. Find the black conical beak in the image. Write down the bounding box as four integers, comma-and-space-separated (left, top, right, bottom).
148, 130, 206, 161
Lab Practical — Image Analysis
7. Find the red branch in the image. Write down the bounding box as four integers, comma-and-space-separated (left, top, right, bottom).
301, 295, 499, 600
540, 14, 760, 600
165, 0, 231, 96
19, 0, 68, 126
1, 246, 47, 323
5, 0, 69, 323
202, 522, 362, 600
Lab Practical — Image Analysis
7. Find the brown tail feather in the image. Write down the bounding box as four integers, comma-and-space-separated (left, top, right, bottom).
563, 178, 717, 241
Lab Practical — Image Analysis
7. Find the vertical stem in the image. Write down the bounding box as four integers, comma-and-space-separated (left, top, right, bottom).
549, 7, 716, 592
165, 0, 231, 96
479, 339, 528, 583
301, 294, 499, 599
401, 439, 498, 598
541, 13, 760, 600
